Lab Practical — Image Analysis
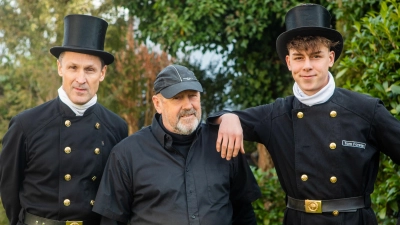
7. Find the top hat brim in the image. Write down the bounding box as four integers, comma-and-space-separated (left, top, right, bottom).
50, 46, 114, 65
276, 27, 343, 64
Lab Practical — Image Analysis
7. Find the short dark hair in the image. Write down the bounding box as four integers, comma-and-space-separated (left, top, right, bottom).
287, 36, 340, 53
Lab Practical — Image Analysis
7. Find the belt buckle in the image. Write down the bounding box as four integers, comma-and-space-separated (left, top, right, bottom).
305, 199, 322, 213
66, 222, 83, 225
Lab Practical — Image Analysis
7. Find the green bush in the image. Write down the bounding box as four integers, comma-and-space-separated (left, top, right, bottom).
251, 167, 285, 225
334, 0, 400, 223
0, 198, 8, 224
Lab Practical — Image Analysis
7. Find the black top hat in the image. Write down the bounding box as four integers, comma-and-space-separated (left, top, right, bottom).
276, 4, 343, 64
50, 14, 114, 65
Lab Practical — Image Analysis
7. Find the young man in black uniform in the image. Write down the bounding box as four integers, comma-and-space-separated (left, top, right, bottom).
212, 3, 400, 225
0, 15, 128, 225
93, 64, 261, 225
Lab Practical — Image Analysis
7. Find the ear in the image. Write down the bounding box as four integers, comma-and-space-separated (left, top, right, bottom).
57, 60, 63, 77
99, 65, 107, 82
329, 51, 335, 67
152, 95, 163, 114
285, 55, 292, 71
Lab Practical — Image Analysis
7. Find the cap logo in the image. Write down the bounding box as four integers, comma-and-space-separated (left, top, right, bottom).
183, 77, 194, 81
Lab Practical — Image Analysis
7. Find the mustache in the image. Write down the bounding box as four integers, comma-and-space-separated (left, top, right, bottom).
179, 109, 197, 117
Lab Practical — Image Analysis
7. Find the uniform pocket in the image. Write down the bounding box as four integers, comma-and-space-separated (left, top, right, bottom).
205, 164, 230, 204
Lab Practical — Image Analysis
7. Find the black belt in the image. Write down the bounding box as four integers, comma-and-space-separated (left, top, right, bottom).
287, 196, 365, 213
24, 212, 98, 225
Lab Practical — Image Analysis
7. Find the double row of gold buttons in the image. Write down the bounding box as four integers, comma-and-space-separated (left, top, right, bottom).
62, 120, 101, 207
297, 111, 340, 216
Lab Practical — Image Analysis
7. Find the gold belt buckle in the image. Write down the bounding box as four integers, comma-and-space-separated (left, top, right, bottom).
305, 199, 322, 213
66, 222, 83, 225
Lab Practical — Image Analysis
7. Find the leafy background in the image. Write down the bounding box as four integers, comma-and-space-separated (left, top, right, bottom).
0, 0, 399, 224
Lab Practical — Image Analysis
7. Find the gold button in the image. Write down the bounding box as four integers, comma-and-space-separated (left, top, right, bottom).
330, 176, 337, 183
92, 176, 97, 181
64, 174, 71, 181
330, 111, 337, 117
301, 174, 308, 181
64, 147, 71, 154
94, 148, 100, 155
65, 120, 71, 127
332, 210, 339, 216
297, 112, 304, 119
95, 122, 101, 129
64, 199, 70, 206
329, 142, 336, 149
90, 200, 95, 206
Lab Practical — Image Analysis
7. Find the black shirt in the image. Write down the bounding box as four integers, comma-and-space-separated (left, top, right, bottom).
93, 113, 261, 225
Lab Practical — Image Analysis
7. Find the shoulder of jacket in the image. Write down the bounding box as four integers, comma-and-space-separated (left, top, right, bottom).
271, 95, 295, 118
93, 103, 128, 130
332, 88, 380, 121
115, 126, 152, 150
13, 99, 61, 134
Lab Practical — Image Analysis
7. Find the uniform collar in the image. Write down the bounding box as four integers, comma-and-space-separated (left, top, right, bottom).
57, 97, 97, 117
292, 87, 338, 109
150, 113, 201, 151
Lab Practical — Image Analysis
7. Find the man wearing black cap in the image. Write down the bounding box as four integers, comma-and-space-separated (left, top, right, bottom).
92, 64, 261, 225
0, 15, 128, 225
211, 3, 400, 225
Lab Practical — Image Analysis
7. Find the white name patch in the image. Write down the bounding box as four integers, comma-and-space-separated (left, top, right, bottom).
342, 140, 366, 149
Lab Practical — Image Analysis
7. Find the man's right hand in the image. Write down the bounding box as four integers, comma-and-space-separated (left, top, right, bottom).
215, 113, 245, 160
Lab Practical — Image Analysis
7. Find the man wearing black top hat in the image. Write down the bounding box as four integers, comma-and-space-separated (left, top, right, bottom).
0, 15, 128, 225
92, 64, 261, 225
210, 3, 400, 225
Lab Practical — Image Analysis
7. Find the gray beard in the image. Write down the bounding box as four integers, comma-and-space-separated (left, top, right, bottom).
175, 118, 199, 135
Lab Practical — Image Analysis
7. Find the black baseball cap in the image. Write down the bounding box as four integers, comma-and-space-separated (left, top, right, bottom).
154, 65, 203, 98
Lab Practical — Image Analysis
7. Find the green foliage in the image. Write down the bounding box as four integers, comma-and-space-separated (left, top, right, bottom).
372, 154, 399, 225
332, 0, 400, 223
116, 0, 320, 108
0, 0, 399, 224
177, 58, 231, 118
251, 167, 285, 225
335, 0, 400, 120
0, 199, 8, 224
0, 0, 117, 145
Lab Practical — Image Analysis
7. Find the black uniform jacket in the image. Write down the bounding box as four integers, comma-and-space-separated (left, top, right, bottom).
0, 97, 128, 225
93, 114, 261, 225
211, 88, 400, 225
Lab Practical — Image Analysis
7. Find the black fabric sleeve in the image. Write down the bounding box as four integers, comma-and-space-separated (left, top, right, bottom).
100, 215, 127, 225
207, 105, 273, 144
232, 105, 273, 143
232, 201, 257, 225
0, 116, 26, 225
229, 153, 261, 224
207, 110, 233, 125
93, 147, 133, 223
370, 101, 400, 164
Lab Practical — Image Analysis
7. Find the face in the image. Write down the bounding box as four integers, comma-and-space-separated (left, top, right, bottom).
57, 51, 107, 105
153, 90, 202, 135
285, 44, 335, 96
